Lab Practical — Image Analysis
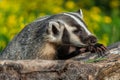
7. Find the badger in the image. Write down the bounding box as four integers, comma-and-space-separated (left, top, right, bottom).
0, 10, 107, 60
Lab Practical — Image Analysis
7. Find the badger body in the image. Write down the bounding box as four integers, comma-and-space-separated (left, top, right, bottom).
0, 10, 99, 60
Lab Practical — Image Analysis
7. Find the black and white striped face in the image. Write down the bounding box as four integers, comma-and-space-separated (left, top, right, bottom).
45, 10, 97, 47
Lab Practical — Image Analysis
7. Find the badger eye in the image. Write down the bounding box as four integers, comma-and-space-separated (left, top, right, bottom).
73, 29, 79, 33
73, 29, 82, 34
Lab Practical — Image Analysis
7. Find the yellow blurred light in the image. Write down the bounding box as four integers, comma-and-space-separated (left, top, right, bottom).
99, 34, 109, 46
19, 16, 24, 23
54, 0, 63, 6
10, 31, 19, 40
90, 7, 102, 22
0, 13, 2, 18
91, 7, 101, 14
65, 1, 75, 9
28, 14, 35, 22
104, 16, 112, 24
90, 13, 101, 22
0, 13, 3, 23
7, 15, 16, 26
0, 0, 9, 9
39, 13, 46, 16
110, 0, 120, 8
93, 23, 99, 30
0, 41, 6, 49
20, 23, 25, 29
53, 7, 63, 13
2, 27, 7, 33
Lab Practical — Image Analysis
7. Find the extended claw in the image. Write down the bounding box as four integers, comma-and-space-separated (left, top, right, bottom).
88, 43, 109, 57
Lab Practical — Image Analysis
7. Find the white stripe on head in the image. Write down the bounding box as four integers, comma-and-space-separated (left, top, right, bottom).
69, 12, 83, 19
34, 16, 50, 22
56, 19, 86, 46
63, 13, 92, 35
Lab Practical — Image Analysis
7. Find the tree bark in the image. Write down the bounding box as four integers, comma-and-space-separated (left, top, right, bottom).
0, 42, 120, 80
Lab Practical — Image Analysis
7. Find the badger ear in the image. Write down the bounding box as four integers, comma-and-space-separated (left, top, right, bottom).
47, 21, 60, 35
76, 9, 83, 18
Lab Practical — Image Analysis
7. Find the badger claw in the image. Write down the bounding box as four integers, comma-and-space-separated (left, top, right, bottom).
87, 43, 109, 57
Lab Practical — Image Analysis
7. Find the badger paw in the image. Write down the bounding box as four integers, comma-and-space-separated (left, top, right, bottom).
87, 43, 109, 57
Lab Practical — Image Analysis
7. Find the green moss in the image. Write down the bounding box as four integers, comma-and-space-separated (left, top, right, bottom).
85, 57, 107, 63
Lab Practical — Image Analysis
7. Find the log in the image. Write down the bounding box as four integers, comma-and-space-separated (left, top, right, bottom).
0, 42, 120, 80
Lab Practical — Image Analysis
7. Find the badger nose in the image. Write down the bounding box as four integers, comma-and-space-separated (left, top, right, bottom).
87, 35, 97, 45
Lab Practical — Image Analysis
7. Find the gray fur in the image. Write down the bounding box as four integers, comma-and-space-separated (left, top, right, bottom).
1, 17, 49, 59
0, 11, 96, 60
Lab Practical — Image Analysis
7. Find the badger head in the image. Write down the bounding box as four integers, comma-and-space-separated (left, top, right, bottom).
45, 9, 97, 47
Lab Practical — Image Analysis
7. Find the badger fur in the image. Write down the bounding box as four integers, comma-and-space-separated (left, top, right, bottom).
1, 10, 106, 60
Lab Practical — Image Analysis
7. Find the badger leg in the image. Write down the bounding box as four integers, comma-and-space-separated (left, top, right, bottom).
57, 43, 108, 60
57, 45, 86, 60
64, 43, 109, 59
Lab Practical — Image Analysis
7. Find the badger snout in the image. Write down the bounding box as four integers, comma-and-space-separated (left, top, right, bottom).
84, 35, 97, 45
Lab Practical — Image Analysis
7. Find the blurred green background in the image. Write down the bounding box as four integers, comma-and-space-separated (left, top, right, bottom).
0, 0, 120, 52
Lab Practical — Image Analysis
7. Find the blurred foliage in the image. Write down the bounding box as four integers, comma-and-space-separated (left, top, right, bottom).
0, 0, 120, 52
